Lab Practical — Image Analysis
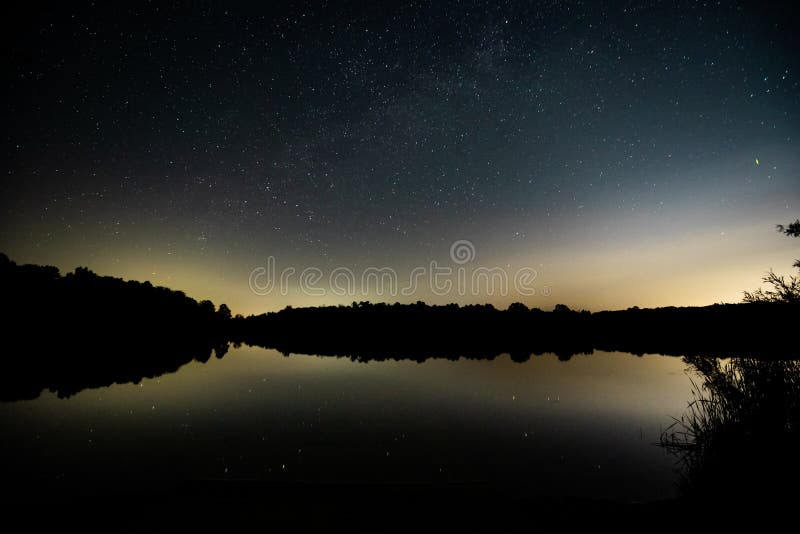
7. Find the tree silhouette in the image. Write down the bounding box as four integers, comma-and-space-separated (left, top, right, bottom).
506, 302, 529, 313
217, 303, 232, 320
777, 219, 800, 238
744, 219, 800, 303
198, 299, 215, 315
777, 218, 800, 270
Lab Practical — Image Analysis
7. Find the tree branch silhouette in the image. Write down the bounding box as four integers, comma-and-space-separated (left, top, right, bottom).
744, 219, 800, 303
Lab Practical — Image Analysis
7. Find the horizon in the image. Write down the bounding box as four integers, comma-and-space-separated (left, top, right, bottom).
2, 246, 798, 316
2, 2, 798, 315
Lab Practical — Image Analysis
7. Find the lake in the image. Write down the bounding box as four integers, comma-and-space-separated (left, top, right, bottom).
0, 347, 694, 504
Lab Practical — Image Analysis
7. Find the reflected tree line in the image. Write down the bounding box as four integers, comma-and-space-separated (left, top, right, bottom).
0, 253, 230, 401
1, 245, 798, 401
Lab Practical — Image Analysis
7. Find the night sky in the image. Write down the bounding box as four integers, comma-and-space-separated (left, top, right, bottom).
3, 1, 799, 314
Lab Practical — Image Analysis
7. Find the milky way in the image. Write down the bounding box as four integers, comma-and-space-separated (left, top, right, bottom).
3, 1, 799, 313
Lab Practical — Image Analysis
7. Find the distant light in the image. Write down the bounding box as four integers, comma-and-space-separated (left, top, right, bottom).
755, 158, 759, 166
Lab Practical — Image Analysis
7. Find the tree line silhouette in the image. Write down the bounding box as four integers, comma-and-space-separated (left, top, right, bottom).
236, 218, 799, 361
231, 299, 798, 363
2, 228, 798, 402
0, 253, 229, 400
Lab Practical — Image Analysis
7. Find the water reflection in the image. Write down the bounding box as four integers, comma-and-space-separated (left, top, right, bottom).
0, 338, 229, 401
0, 335, 662, 403
0, 347, 690, 504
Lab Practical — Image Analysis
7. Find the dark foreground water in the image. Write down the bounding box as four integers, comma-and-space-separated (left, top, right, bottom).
0, 348, 693, 503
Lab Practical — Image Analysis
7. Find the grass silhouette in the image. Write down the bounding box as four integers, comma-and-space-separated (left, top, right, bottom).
662, 355, 800, 502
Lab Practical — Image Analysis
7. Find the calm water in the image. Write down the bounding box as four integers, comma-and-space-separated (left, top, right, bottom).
0, 347, 693, 502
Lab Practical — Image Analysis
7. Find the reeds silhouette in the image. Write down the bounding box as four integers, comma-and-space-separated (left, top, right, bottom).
662, 355, 800, 502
